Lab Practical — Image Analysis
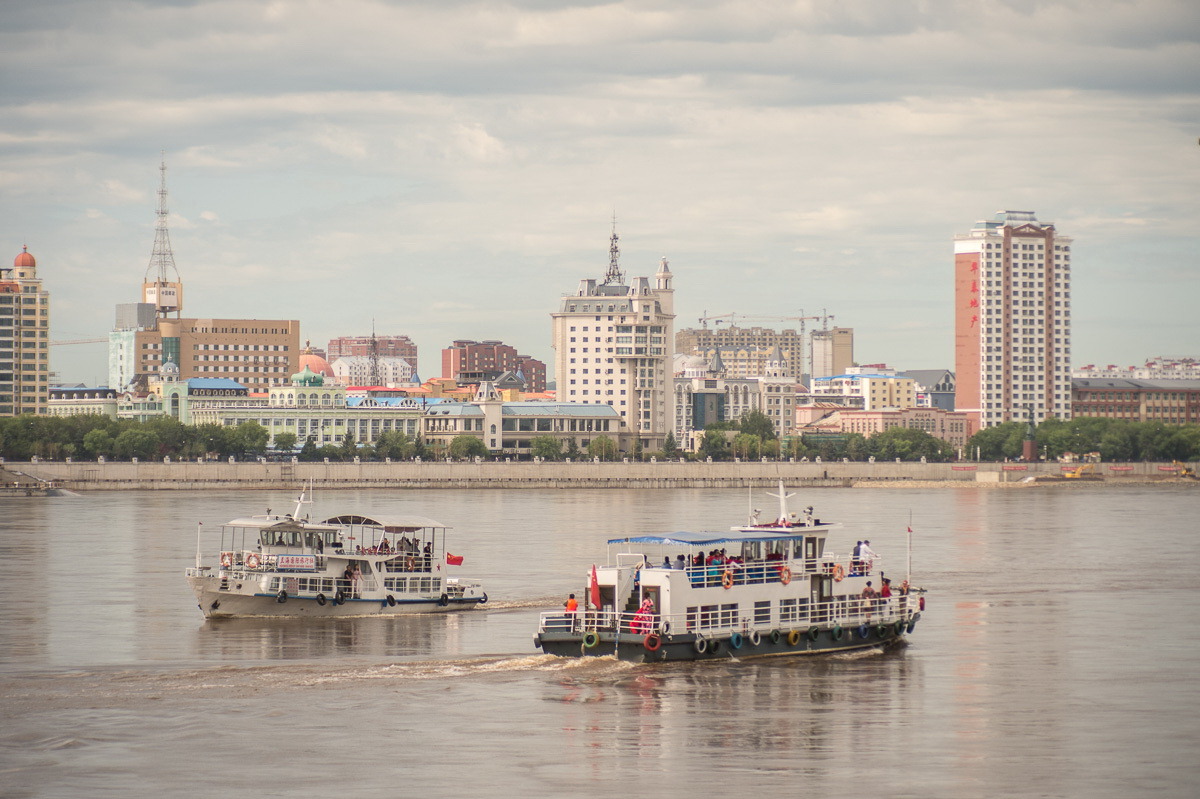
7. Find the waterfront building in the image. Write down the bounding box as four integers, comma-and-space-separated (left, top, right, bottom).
327, 334, 418, 374
48, 387, 120, 418
676, 324, 805, 381
1074, 358, 1200, 381
331, 354, 415, 386
900, 369, 956, 410
109, 162, 299, 392
798, 407, 978, 450
1, 246, 50, 416
441, 339, 547, 393
810, 327, 855, 380
551, 227, 675, 449
422, 382, 626, 458
806, 368, 916, 411
1071, 378, 1200, 425
188, 364, 424, 448
954, 209, 1072, 428
673, 352, 762, 449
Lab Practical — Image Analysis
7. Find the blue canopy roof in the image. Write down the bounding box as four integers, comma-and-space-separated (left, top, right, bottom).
607, 530, 814, 547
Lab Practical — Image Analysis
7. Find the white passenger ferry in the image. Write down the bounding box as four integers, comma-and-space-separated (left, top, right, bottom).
186, 489, 486, 618
534, 482, 925, 661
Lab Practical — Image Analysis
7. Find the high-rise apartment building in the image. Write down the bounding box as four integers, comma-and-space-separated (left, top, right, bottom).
108, 161, 299, 392
327, 335, 419, 374
551, 228, 675, 447
675, 325, 804, 380
810, 327, 854, 380
954, 210, 1072, 428
1, 246, 50, 416
441, 339, 547, 393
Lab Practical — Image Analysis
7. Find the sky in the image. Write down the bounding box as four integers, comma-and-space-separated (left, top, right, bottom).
2, 0, 1198, 387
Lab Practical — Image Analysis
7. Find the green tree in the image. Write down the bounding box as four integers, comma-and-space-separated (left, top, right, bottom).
738, 409, 777, 441
112, 428, 161, 461
530, 435, 562, 460
662, 431, 681, 459
698, 427, 730, 460
966, 422, 1024, 460
564, 438, 581, 460
732, 433, 761, 460
587, 435, 618, 461
272, 431, 298, 453
869, 427, 954, 462
340, 432, 358, 460
299, 435, 320, 461
82, 428, 115, 459
449, 434, 489, 460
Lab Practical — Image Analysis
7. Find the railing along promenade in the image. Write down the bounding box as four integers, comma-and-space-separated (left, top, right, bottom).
4, 459, 1192, 491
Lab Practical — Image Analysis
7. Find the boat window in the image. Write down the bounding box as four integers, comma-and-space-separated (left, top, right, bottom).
754, 601, 771, 624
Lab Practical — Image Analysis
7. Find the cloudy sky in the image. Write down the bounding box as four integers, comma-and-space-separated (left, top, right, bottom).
3, 0, 1197, 385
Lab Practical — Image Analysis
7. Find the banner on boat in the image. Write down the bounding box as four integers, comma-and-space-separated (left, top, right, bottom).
276, 554, 317, 571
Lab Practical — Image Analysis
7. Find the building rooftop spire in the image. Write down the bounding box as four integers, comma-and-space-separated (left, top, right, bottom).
604, 213, 624, 285
145, 156, 181, 287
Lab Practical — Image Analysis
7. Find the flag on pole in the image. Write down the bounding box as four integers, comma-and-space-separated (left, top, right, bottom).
589, 564, 601, 609
446, 553, 464, 566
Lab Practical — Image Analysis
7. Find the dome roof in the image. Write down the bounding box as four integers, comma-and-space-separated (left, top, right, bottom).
297, 342, 334, 378
291, 364, 325, 387
14, 245, 35, 268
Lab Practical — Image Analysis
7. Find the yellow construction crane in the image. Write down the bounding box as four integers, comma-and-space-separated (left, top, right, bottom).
51, 338, 107, 345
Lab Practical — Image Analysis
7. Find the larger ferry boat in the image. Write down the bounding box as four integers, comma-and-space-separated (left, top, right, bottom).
534, 483, 924, 661
186, 488, 486, 618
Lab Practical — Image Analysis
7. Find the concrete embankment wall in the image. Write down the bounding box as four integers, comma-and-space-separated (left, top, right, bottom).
5, 460, 1188, 491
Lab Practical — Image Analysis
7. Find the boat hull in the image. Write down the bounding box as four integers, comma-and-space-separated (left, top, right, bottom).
188, 575, 486, 619
535, 616, 919, 662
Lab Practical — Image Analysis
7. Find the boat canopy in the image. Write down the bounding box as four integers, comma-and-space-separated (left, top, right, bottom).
607, 530, 816, 547
222, 517, 343, 532
319, 514, 448, 531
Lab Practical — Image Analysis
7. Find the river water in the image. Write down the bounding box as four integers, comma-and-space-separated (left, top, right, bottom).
1, 485, 1197, 798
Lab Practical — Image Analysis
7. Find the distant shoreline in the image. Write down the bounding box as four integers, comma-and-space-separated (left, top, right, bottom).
5, 460, 1193, 491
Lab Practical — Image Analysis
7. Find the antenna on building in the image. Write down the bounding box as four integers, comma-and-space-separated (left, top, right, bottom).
142, 154, 184, 318
369, 319, 381, 387
604, 213, 624, 285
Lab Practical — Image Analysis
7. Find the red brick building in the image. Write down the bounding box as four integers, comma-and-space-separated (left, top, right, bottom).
441, 339, 547, 393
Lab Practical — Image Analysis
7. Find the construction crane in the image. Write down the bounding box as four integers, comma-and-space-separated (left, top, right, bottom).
50, 338, 107, 346
695, 310, 835, 378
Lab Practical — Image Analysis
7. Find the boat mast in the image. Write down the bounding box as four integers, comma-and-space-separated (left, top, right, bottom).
765, 479, 795, 524
195, 523, 202, 568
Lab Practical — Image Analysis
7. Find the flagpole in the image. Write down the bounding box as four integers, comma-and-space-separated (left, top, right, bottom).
906, 511, 912, 584
195, 522, 203, 569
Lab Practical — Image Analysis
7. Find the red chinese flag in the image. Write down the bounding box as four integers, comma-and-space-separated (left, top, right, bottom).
589, 564, 601, 609
446, 553, 464, 566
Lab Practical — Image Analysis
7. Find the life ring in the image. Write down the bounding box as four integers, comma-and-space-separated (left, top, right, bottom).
778, 566, 792, 585
659, 620, 671, 636
832, 625, 844, 641
807, 625, 820, 642
729, 632, 743, 649
833, 564, 845, 582
747, 630, 761, 647
480, 593, 488, 604
857, 624, 870, 639
316, 593, 327, 606
693, 636, 708, 654
245, 553, 260, 570
438, 593, 449, 607
919, 596, 926, 611
219, 552, 233, 568
787, 629, 802, 646
386, 595, 396, 607
276, 590, 288, 603
769, 630, 783, 645
644, 633, 662, 652
335, 590, 346, 605
583, 630, 600, 649
721, 569, 734, 589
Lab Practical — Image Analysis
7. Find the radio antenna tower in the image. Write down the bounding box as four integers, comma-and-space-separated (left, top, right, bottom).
142, 155, 184, 318
604, 213, 624, 285
369, 319, 382, 387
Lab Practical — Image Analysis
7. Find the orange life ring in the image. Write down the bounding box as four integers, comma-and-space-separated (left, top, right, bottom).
219, 552, 233, 568
833, 564, 845, 582
245, 553, 260, 570
643, 633, 662, 652
721, 569, 735, 589
406, 556, 416, 571
779, 566, 792, 585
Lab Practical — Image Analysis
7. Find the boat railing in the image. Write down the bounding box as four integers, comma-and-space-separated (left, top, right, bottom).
538, 593, 915, 637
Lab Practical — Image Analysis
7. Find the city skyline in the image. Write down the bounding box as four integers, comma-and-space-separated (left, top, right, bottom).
2, 1, 1197, 387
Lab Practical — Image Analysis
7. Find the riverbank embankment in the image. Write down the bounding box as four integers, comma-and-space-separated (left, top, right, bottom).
5, 459, 1194, 491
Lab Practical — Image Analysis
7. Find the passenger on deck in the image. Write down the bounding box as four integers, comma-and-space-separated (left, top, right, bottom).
861, 581, 877, 619
379, 537, 391, 554
661, 557, 672, 569
564, 593, 579, 613
674, 555, 687, 570
352, 564, 363, 598
860, 540, 876, 573
851, 541, 864, 575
